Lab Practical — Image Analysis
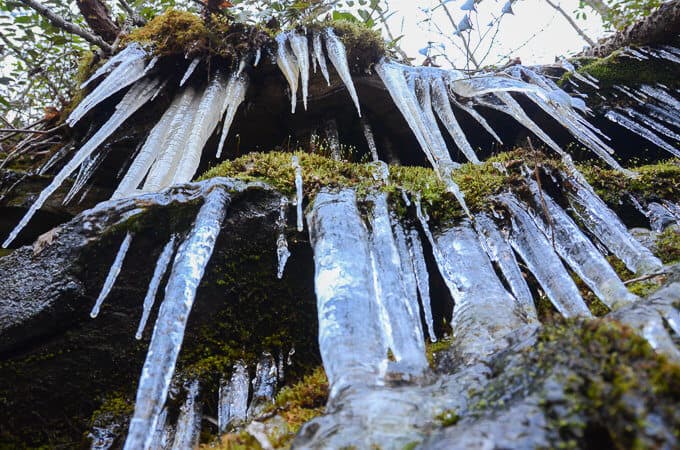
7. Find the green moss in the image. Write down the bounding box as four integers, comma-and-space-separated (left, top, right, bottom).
561, 50, 680, 92
656, 227, 680, 264
425, 337, 452, 368
0, 248, 14, 258
578, 159, 680, 207
435, 409, 460, 427
89, 393, 134, 428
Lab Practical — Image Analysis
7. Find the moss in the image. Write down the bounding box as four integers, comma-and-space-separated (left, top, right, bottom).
578, 159, 680, 207
60, 50, 98, 122
435, 409, 460, 427
425, 337, 453, 368
206, 430, 264, 450
124, 9, 269, 60
88, 393, 134, 428
656, 227, 680, 264
0, 248, 14, 258
560, 50, 680, 92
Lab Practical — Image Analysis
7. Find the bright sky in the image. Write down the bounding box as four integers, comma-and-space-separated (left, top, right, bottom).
384, 0, 608, 67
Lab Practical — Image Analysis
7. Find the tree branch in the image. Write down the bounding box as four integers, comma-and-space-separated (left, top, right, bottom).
16, 0, 113, 53
76, 0, 121, 43
545, 0, 595, 47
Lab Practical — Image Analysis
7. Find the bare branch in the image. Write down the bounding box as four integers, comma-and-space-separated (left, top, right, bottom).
16, 0, 113, 53
544, 0, 595, 46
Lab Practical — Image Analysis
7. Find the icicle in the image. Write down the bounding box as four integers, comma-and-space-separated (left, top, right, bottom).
136, 236, 176, 340
38, 145, 70, 175
2, 77, 163, 248
69, 44, 149, 126
417, 212, 528, 361
450, 97, 503, 144
114, 87, 195, 199
171, 380, 202, 450
81, 43, 146, 89
179, 57, 200, 87
124, 187, 229, 450
324, 28, 361, 116
323, 118, 342, 160
247, 353, 278, 418
63, 149, 108, 205
644, 102, 680, 129
499, 193, 592, 318
430, 77, 480, 163
173, 71, 243, 185
647, 202, 677, 232
276, 197, 291, 279
292, 156, 304, 232
142, 88, 202, 192
605, 110, 680, 158
289, 32, 310, 111
562, 164, 663, 275
413, 74, 455, 164
90, 232, 133, 318
276, 33, 299, 113
277, 349, 285, 383
218, 361, 249, 433
477, 92, 564, 157
215, 71, 249, 159
307, 189, 386, 396
312, 30, 330, 85
406, 226, 436, 342
253, 48, 262, 67
474, 213, 538, 323
149, 407, 170, 450
367, 193, 428, 376
361, 118, 380, 162
624, 108, 680, 142
523, 176, 638, 310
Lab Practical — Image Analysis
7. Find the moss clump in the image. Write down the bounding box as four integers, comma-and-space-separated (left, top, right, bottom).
656, 227, 680, 264
560, 50, 680, 92
537, 320, 680, 448
426, 337, 453, 368
578, 159, 680, 207
89, 393, 134, 428
435, 409, 460, 427
125, 9, 269, 60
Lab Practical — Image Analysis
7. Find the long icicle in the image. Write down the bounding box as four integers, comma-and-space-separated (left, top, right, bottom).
276, 32, 299, 114
312, 30, 330, 85
90, 232, 133, 318
324, 28, 361, 116
215, 71, 249, 159
289, 31, 310, 111
136, 235, 177, 340
2, 77, 163, 248
124, 187, 230, 450
406, 226, 437, 342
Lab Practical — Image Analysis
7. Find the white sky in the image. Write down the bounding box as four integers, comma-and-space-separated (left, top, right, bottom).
384, 0, 608, 67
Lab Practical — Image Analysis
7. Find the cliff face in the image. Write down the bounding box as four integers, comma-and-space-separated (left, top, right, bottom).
1, 9, 680, 449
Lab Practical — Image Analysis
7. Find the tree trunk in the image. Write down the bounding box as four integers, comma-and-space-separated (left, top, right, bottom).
582, 0, 680, 57
76, 0, 120, 44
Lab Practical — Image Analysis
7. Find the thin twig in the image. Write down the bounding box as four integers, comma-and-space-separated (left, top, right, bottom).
624, 271, 668, 285
0, 128, 52, 134
16, 0, 113, 52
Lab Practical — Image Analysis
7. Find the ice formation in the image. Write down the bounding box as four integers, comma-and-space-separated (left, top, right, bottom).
292, 155, 304, 232
218, 361, 249, 433
90, 232, 133, 318
124, 186, 229, 450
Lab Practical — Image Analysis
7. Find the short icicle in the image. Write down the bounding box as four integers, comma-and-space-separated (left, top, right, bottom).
218, 361, 249, 433
323, 28, 361, 116
367, 193, 428, 376
3, 77, 163, 248
292, 155, 304, 232
124, 186, 230, 450
289, 31, 310, 110
179, 57, 200, 87
474, 213, 538, 323
90, 232, 133, 318
171, 380, 202, 450
307, 189, 386, 397
361, 118, 380, 162
247, 353, 278, 418
136, 236, 177, 340
498, 193, 592, 318
276, 197, 291, 279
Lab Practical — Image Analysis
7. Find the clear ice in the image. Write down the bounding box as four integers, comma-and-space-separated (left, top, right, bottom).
90, 232, 133, 318
289, 31, 310, 110
324, 28, 361, 116
292, 155, 304, 232
276, 197, 291, 279
124, 187, 229, 450
218, 361, 249, 433
136, 236, 177, 340
171, 380, 202, 450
